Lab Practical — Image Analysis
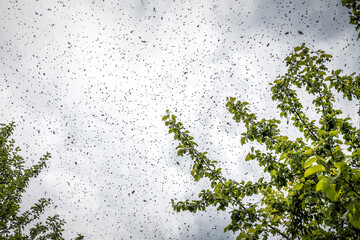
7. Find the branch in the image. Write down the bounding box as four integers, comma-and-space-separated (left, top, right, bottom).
165, 113, 290, 239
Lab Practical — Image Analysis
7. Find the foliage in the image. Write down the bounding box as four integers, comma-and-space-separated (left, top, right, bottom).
0, 122, 84, 240
163, 43, 360, 239
342, 0, 360, 39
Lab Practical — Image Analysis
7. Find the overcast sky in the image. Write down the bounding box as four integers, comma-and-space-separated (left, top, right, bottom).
0, 0, 359, 239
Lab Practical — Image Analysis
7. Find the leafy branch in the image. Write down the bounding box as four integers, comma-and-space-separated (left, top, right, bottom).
164, 43, 360, 239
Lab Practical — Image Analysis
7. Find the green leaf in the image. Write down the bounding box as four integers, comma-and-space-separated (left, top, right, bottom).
177, 149, 184, 156
241, 137, 246, 145
316, 177, 331, 192
329, 130, 340, 137
302, 199, 306, 210
350, 217, 360, 230
349, 206, 360, 229
334, 69, 341, 76
304, 164, 325, 178
245, 153, 254, 161
294, 183, 303, 191
304, 156, 317, 169
334, 162, 345, 170
352, 169, 360, 180
325, 185, 338, 201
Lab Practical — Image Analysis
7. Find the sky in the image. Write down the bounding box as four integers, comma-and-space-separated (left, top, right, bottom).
0, 0, 359, 239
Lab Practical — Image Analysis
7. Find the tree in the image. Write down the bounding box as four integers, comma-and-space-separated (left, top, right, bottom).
0, 122, 83, 239
342, 0, 360, 39
163, 43, 360, 239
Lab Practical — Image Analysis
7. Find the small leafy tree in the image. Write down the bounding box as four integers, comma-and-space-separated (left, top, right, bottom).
163, 43, 360, 239
0, 122, 83, 239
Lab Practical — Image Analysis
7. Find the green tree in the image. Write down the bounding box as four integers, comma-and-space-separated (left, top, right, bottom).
163, 43, 360, 239
342, 0, 360, 39
0, 122, 83, 239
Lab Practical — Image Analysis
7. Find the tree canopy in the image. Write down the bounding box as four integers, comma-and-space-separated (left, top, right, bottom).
163, 43, 360, 239
0, 122, 83, 240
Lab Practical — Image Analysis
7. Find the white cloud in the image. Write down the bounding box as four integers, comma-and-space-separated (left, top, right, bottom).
1, 0, 358, 239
